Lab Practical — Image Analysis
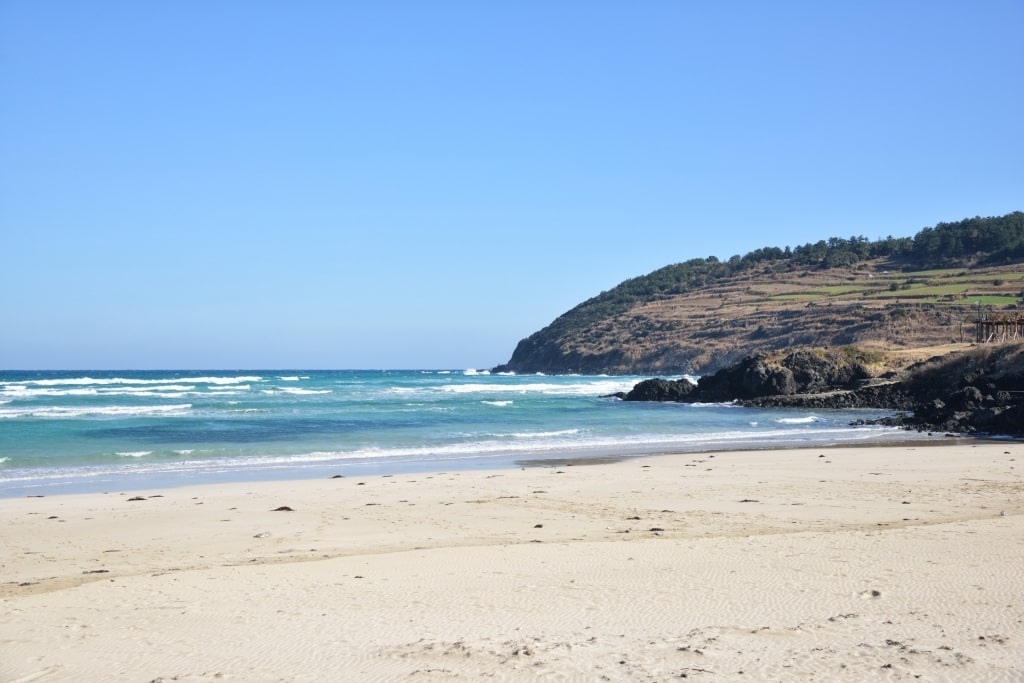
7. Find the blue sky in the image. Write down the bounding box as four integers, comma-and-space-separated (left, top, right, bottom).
2, 2, 1022, 369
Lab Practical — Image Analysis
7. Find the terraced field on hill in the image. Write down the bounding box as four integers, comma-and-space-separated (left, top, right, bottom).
497, 260, 1024, 375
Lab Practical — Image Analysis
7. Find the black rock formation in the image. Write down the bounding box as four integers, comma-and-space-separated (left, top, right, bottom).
618, 344, 1024, 437
621, 349, 870, 403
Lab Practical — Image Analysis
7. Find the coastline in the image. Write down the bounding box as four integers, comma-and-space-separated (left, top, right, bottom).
3, 441, 1022, 681
0, 424, 940, 500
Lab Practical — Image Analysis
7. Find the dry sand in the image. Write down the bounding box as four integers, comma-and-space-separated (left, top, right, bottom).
2, 442, 1023, 682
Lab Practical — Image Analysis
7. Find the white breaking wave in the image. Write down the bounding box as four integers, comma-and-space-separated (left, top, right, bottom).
439, 380, 636, 397
1, 381, 258, 400
681, 402, 744, 410
117, 451, 153, 458
0, 404, 192, 419
481, 400, 513, 407
775, 416, 819, 424
3, 375, 262, 387
0, 423, 917, 488
278, 387, 331, 395
0, 386, 213, 399
502, 428, 581, 439
100, 384, 197, 393
1, 386, 99, 398
212, 426, 899, 466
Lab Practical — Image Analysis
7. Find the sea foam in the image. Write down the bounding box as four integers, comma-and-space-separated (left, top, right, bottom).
775, 416, 819, 424
0, 404, 192, 419
439, 380, 635, 396
4, 375, 262, 387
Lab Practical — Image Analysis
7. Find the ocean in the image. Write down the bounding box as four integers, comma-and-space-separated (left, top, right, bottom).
0, 370, 923, 497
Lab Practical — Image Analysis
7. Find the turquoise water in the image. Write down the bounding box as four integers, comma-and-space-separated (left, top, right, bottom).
0, 370, 916, 496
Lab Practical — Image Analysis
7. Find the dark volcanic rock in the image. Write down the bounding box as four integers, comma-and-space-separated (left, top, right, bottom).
621, 349, 871, 404
695, 355, 795, 401
695, 350, 870, 402
620, 343, 1024, 437
785, 349, 871, 392
622, 378, 696, 402
891, 345, 1024, 435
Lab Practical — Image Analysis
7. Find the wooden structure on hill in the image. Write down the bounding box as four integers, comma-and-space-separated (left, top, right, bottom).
976, 311, 1024, 343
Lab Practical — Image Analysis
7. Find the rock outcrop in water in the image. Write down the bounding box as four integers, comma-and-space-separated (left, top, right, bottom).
617, 344, 1024, 437
619, 349, 872, 403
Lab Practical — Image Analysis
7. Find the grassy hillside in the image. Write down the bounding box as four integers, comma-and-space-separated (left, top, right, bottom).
495, 213, 1024, 375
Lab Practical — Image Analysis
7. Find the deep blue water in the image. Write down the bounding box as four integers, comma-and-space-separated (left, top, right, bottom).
0, 370, 921, 496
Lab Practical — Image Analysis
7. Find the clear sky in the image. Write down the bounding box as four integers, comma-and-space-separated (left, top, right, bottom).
2, 2, 1022, 370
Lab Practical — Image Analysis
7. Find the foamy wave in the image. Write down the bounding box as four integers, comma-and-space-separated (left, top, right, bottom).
439, 380, 636, 397
685, 401, 741, 408
3, 385, 256, 400
0, 423, 916, 488
279, 387, 331, 395
4, 375, 261, 387
1, 379, 259, 400
1, 386, 99, 398
775, 416, 819, 424
0, 457, 9, 465
279, 376, 301, 381
103, 390, 193, 399
503, 428, 581, 439
0, 404, 192, 419
482, 400, 513, 407
218, 425, 903, 467
117, 451, 153, 458
194, 376, 262, 385
104, 384, 197, 393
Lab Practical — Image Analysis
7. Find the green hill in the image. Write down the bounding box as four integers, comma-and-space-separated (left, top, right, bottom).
494, 212, 1024, 375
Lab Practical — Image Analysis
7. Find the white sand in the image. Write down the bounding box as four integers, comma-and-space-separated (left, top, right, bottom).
2, 442, 1023, 682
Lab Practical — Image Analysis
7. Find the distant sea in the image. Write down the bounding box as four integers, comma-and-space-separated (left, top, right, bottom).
0, 370, 926, 497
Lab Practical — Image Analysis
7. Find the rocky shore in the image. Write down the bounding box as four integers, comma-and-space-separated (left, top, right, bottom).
615, 344, 1024, 437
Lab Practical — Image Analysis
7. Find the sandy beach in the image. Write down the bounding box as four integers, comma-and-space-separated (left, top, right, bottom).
2, 441, 1022, 682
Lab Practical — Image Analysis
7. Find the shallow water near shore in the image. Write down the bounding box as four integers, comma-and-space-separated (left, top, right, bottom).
0, 369, 926, 496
